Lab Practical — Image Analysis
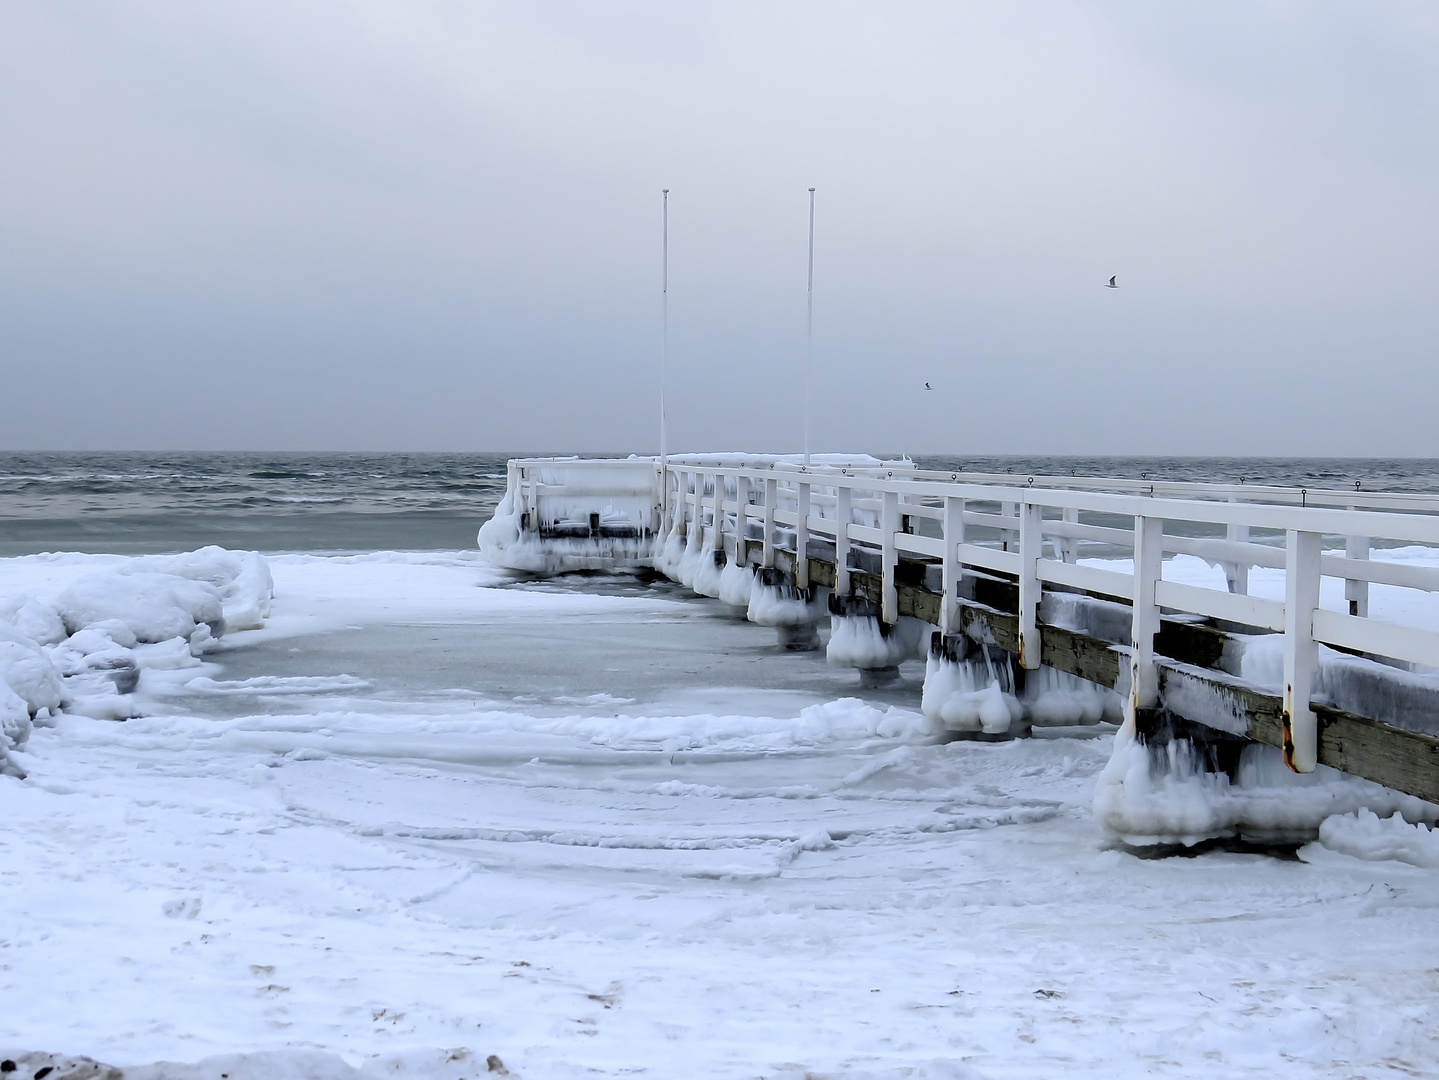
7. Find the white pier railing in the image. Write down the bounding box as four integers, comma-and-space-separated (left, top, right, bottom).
495, 455, 1439, 775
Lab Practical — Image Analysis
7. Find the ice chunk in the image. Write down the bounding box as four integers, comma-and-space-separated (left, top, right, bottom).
0, 624, 65, 757
0, 595, 67, 645
56, 571, 224, 643
0, 631, 65, 722
1318, 808, 1439, 868
0, 548, 275, 744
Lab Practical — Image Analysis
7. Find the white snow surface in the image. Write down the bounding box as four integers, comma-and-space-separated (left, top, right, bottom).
3, 550, 1439, 1076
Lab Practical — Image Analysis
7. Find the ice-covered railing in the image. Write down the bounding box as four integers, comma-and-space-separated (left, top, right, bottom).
655, 458, 1439, 776
503, 457, 663, 536
478, 457, 664, 573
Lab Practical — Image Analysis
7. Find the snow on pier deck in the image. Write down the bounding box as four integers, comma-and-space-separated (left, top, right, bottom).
481, 455, 1439, 833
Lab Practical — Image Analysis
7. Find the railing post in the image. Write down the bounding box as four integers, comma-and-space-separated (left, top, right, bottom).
1225, 497, 1250, 595
1346, 523, 1370, 618
1060, 507, 1078, 564
1128, 515, 1163, 716
524, 467, 539, 532
668, 470, 687, 538
1283, 529, 1322, 773
835, 485, 852, 596
734, 474, 751, 565
795, 482, 811, 588
686, 473, 701, 549
881, 488, 899, 624
763, 476, 777, 568
710, 472, 723, 550
1001, 500, 1016, 551
941, 496, 964, 633
1017, 502, 1042, 669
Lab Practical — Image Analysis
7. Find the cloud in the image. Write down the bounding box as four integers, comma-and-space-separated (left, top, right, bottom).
0, 1, 1435, 453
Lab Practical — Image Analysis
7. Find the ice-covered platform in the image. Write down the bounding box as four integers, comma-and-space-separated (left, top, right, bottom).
480, 454, 1439, 842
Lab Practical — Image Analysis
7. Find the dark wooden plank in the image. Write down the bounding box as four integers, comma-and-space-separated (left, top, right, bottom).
1318, 707, 1439, 804
1041, 623, 1124, 690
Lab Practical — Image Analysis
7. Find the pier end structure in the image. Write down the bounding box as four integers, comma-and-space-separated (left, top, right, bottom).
481, 454, 1439, 837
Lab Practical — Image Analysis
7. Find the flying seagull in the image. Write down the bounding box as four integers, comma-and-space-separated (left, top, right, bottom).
1106, 275, 1118, 289
924, 382, 932, 391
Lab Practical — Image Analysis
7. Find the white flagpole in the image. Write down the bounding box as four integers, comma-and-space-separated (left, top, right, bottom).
660, 188, 669, 515
805, 187, 815, 469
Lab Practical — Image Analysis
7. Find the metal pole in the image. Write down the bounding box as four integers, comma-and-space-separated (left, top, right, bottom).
805, 187, 815, 469
660, 188, 669, 515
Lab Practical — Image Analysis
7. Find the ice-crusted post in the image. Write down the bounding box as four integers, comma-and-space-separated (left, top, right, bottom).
1060, 507, 1079, 564
686, 474, 702, 551
1017, 502, 1042, 669
666, 469, 685, 541
1225, 496, 1250, 595
1346, 526, 1370, 618
524, 466, 539, 531
941, 495, 964, 633
1283, 529, 1322, 773
763, 476, 777, 568
709, 472, 723, 552
796, 481, 811, 589
881, 489, 899, 624
1129, 515, 1163, 717
734, 474, 751, 565
835, 484, 852, 596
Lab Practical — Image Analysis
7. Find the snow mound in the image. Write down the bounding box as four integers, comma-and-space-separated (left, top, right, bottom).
1318, 808, 1439, 868
0, 547, 274, 768
56, 572, 224, 644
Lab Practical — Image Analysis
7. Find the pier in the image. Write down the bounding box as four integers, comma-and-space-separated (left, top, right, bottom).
481, 455, 1439, 806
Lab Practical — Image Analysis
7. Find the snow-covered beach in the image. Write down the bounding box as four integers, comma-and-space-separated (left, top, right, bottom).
4, 545, 1439, 1078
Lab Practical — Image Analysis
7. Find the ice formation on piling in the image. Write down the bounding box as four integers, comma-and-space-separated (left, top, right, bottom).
921, 650, 1023, 734
1093, 717, 1439, 847
827, 615, 929, 669
717, 561, 756, 608
746, 581, 817, 627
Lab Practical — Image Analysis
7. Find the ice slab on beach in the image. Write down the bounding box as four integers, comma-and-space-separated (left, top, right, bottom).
0, 546, 275, 766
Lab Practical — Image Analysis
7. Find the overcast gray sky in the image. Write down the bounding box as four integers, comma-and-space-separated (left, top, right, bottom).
1, 1, 1436, 455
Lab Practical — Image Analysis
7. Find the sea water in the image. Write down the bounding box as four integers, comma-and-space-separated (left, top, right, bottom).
3, 451, 1435, 557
